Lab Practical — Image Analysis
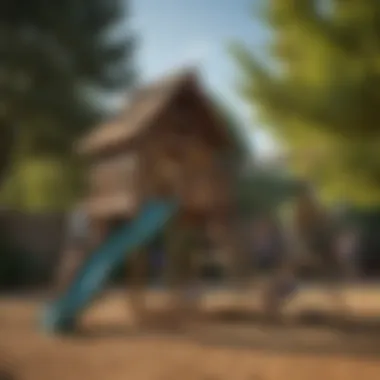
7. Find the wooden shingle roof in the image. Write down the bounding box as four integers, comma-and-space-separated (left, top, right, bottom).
76, 68, 199, 155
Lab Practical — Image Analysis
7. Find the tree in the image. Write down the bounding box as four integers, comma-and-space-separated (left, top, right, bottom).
0, 0, 137, 183
212, 97, 254, 172
215, 101, 253, 160
232, 0, 380, 205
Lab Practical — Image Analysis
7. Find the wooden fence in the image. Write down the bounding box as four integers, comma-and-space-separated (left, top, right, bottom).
0, 209, 66, 289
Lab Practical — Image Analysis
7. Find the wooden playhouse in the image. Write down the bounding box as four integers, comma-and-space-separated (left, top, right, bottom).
76, 69, 241, 234
45, 69, 249, 331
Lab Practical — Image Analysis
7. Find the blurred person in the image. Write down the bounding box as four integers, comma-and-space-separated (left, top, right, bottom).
259, 211, 299, 318
282, 183, 352, 317
261, 183, 353, 319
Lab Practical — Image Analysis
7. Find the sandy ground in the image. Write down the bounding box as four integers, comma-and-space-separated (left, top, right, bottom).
2, 286, 380, 380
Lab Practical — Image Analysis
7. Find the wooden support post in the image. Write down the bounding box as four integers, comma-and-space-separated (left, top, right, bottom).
323, 250, 352, 322
218, 217, 249, 291
163, 217, 202, 324
54, 246, 84, 294
128, 249, 149, 327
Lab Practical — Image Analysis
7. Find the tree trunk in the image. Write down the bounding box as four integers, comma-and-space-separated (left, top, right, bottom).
0, 121, 14, 185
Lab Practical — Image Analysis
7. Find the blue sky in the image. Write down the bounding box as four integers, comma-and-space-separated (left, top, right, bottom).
131, 0, 278, 157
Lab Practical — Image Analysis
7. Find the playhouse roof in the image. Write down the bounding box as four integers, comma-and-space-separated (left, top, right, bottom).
76, 68, 235, 155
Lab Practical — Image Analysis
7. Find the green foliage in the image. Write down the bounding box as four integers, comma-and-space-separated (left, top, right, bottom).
0, 157, 83, 211
236, 169, 300, 216
232, 0, 380, 206
211, 97, 300, 214
212, 98, 254, 163
0, 0, 137, 189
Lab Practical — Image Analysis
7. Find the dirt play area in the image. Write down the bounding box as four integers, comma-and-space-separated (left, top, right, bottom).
2, 286, 380, 380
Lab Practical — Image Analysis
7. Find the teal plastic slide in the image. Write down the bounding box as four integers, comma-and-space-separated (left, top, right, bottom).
41, 199, 178, 333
